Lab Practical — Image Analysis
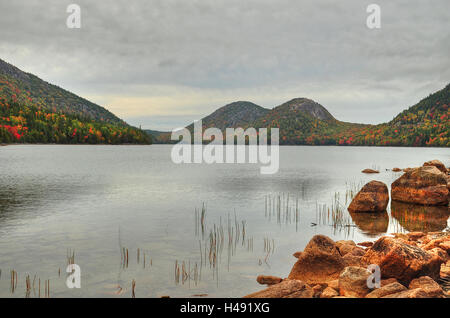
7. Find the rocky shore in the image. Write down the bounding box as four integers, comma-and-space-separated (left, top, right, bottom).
245, 159, 450, 298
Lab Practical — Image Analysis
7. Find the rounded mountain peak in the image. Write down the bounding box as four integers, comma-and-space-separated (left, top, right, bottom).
279, 98, 335, 121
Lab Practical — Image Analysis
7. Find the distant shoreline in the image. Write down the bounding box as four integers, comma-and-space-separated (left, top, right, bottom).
1, 143, 449, 149
0, 143, 152, 146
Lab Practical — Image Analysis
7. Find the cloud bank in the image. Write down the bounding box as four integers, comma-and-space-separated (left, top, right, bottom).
1, 0, 449, 130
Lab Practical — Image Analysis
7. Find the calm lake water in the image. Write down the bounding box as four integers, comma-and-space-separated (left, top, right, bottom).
0, 145, 448, 298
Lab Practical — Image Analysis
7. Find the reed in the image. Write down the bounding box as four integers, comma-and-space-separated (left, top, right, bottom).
344, 181, 364, 204
32, 275, 36, 296
195, 202, 207, 238
10, 270, 18, 293
67, 249, 75, 265
121, 247, 129, 268
315, 192, 355, 237
265, 193, 301, 228
131, 279, 136, 298
25, 274, 31, 298
43, 279, 50, 298
174, 259, 200, 286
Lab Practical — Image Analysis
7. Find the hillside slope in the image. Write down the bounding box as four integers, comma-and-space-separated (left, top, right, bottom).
0, 58, 124, 124
0, 59, 151, 144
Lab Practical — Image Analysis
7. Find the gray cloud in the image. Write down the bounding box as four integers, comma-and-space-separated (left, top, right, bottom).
0, 0, 448, 130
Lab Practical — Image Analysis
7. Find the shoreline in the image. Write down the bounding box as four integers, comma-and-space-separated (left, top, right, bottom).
0, 143, 153, 146
245, 231, 450, 298
1, 143, 450, 149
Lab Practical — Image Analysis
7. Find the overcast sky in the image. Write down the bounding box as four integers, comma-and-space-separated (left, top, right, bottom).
0, 0, 449, 130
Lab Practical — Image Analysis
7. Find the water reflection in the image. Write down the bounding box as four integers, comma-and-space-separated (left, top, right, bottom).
349, 211, 389, 237
391, 201, 450, 232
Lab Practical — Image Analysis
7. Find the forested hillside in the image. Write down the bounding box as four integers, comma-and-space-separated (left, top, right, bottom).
0, 60, 151, 144
0, 58, 123, 124
0, 98, 151, 144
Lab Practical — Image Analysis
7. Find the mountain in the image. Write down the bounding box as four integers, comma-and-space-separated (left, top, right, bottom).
151, 83, 449, 147
192, 101, 270, 131
272, 98, 335, 121
0, 58, 123, 124
249, 97, 349, 144
0, 59, 151, 144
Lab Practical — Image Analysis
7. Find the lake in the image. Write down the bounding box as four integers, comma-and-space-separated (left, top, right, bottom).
0, 145, 448, 297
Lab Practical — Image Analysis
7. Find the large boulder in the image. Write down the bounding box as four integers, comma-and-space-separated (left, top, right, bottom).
365, 282, 407, 298
244, 279, 313, 298
361, 236, 444, 285
338, 266, 372, 297
348, 181, 389, 213
441, 260, 450, 279
342, 247, 366, 267
343, 254, 363, 267
409, 276, 444, 298
391, 166, 449, 206
423, 160, 447, 173
382, 288, 428, 298
288, 235, 345, 284
336, 240, 356, 256
428, 247, 449, 263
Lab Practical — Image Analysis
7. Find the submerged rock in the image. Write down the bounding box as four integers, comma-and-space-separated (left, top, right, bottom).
256, 275, 283, 285
348, 181, 389, 213
362, 169, 379, 174
361, 236, 444, 285
288, 235, 345, 284
391, 166, 449, 206
244, 279, 313, 298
